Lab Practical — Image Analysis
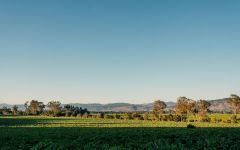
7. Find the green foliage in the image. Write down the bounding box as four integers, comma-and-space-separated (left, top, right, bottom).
230, 115, 237, 123
227, 94, 240, 115
153, 100, 167, 114
104, 114, 114, 119
187, 124, 196, 128
1, 116, 240, 149
123, 113, 133, 120
114, 114, 121, 119
173, 115, 182, 122
97, 113, 105, 118
198, 114, 210, 122
25, 100, 45, 115
131, 112, 143, 120
30, 140, 64, 150
143, 113, 149, 120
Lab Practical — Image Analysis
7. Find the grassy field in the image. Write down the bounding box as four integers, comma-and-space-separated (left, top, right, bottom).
1, 116, 240, 149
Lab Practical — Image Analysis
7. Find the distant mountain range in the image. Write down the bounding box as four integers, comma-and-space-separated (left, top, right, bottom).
0, 98, 230, 112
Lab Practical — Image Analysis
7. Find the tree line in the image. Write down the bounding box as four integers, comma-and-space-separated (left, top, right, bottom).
0, 100, 89, 117
152, 94, 240, 122
0, 94, 239, 122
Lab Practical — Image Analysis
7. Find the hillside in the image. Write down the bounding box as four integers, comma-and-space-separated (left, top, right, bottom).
208, 98, 230, 113
0, 98, 230, 112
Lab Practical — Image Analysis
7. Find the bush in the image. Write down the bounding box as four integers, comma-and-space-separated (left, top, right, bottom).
104, 114, 114, 119
165, 114, 174, 121
162, 115, 168, 121
97, 113, 104, 118
210, 117, 217, 123
187, 124, 196, 128
114, 114, 121, 119
71, 112, 77, 117
132, 112, 142, 120
91, 114, 97, 118
230, 115, 237, 123
153, 113, 160, 121
143, 113, 149, 120
198, 115, 210, 122
221, 118, 231, 123
65, 112, 71, 117
123, 113, 133, 120
173, 115, 182, 122
82, 112, 89, 118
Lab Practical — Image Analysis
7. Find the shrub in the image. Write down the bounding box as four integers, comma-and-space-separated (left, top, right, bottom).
166, 114, 174, 121
65, 112, 71, 117
173, 115, 182, 122
221, 118, 231, 123
210, 117, 217, 123
104, 114, 114, 119
143, 113, 149, 120
114, 114, 121, 119
77, 114, 82, 117
187, 124, 196, 128
82, 112, 89, 118
132, 112, 142, 120
162, 115, 168, 121
189, 119, 194, 122
97, 113, 104, 118
123, 113, 133, 120
230, 115, 237, 123
91, 114, 97, 118
71, 112, 77, 117
198, 115, 210, 122
153, 113, 160, 121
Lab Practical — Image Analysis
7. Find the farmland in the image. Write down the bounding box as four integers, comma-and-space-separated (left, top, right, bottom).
1, 116, 240, 149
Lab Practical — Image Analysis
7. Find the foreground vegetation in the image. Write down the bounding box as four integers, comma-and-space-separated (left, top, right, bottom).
1, 115, 240, 128
1, 116, 240, 149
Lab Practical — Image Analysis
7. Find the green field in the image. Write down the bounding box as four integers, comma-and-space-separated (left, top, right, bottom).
1, 116, 240, 149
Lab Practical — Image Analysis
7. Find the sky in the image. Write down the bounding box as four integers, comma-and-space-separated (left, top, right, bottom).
0, 0, 240, 104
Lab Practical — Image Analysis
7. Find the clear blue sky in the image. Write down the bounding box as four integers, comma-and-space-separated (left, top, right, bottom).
0, 0, 239, 104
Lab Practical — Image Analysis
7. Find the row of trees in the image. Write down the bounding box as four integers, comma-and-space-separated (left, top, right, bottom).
0, 105, 18, 115
0, 100, 89, 117
152, 94, 240, 122
153, 97, 210, 122
1, 94, 239, 121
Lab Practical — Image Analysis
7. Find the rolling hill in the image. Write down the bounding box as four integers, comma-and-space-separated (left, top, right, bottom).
0, 98, 230, 112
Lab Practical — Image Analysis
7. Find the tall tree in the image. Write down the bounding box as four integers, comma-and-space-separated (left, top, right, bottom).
196, 100, 210, 121
47, 101, 62, 116
197, 100, 210, 113
175, 97, 189, 115
24, 101, 30, 115
12, 105, 18, 115
175, 97, 196, 121
27, 100, 45, 115
227, 94, 240, 115
153, 100, 167, 120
